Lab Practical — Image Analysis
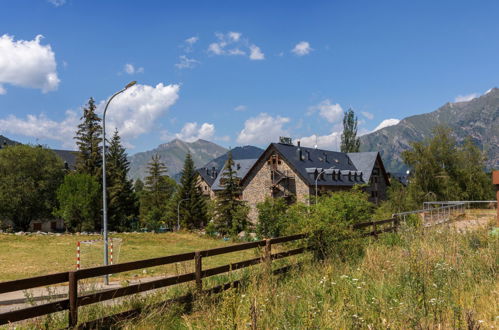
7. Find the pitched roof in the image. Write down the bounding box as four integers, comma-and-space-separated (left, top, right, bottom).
346, 152, 379, 182
197, 167, 219, 187
211, 158, 258, 191
51, 149, 78, 170
270, 143, 366, 187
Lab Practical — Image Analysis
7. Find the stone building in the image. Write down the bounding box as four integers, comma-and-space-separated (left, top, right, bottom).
200, 141, 390, 223
197, 167, 219, 198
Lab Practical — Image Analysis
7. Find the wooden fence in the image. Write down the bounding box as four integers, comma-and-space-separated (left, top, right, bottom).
0, 218, 400, 328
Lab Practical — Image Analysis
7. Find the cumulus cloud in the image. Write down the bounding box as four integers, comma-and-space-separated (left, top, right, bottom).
48, 0, 66, 6
361, 111, 374, 120
207, 32, 264, 60
373, 118, 400, 132
237, 113, 290, 145
234, 105, 247, 112
173, 122, 215, 142
454, 93, 478, 102
175, 55, 200, 69
99, 83, 180, 144
0, 85, 6, 95
0, 110, 79, 148
298, 131, 341, 151
292, 41, 312, 56
249, 45, 265, 60
123, 63, 144, 75
307, 99, 343, 123
0, 34, 60, 94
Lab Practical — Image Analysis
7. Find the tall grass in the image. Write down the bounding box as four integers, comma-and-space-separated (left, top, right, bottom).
13, 225, 499, 329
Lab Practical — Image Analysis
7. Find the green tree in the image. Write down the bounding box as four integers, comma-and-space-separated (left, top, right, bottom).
0, 145, 65, 231
74, 97, 102, 177
213, 151, 249, 236
340, 108, 360, 153
106, 129, 138, 231
173, 153, 208, 230
139, 154, 176, 230
54, 173, 101, 232
256, 197, 289, 238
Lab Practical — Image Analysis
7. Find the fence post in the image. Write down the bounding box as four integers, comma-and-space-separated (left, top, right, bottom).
265, 239, 272, 269
68, 271, 78, 328
372, 222, 378, 239
195, 251, 202, 293
394, 217, 399, 232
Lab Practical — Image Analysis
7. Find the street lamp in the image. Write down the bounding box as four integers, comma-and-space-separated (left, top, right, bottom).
177, 198, 189, 231
315, 168, 333, 204
102, 81, 136, 285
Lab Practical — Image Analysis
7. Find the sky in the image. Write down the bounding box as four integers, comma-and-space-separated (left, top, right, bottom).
1, 0, 499, 153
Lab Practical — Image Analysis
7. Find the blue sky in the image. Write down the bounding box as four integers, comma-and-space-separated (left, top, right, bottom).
1, 0, 498, 153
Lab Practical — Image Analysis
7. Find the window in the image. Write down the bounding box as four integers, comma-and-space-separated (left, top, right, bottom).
33, 223, 42, 231
51, 221, 57, 230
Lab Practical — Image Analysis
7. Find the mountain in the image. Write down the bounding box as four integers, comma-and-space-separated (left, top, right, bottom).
201, 145, 265, 172
360, 88, 499, 172
128, 139, 228, 180
0, 135, 20, 148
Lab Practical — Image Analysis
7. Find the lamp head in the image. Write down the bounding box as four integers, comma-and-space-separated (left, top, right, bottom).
125, 81, 137, 89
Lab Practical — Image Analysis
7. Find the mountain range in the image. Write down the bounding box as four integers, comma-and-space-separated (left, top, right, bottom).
128, 139, 228, 180
360, 88, 499, 172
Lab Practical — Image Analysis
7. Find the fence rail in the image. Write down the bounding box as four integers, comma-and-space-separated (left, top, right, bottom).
0, 219, 400, 327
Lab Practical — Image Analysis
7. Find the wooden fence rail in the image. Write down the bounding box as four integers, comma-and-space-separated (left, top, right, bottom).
0, 218, 400, 328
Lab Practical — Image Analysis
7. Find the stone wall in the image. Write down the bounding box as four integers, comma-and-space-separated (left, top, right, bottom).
242, 150, 310, 223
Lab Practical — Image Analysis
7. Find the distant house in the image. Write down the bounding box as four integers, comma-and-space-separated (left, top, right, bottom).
197, 167, 219, 197
211, 158, 258, 194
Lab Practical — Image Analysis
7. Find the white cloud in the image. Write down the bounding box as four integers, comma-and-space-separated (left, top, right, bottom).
454, 93, 478, 102
307, 99, 343, 123
249, 45, 265, 60
207, 32, 264, 60
185, 36, 198, 45
292, 41, 312, 56
175, 55, 200, 69
48, 0, 66, 6
361, 111, 374, 120
0, 34, 60, 94
99, 83, 180, 144
237, 113, 290, 145
181, 36, 199, 53
0, 110, 79, 148
174, 122, 215, 142
373, 118, 400, 132
299, 131, 341, 151
234, 105, 247, 112
0, 83, 180, 149
0, 85, 6, 95
123, 63, 144, 75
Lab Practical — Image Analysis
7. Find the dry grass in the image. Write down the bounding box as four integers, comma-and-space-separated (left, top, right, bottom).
0, 232, 257, 282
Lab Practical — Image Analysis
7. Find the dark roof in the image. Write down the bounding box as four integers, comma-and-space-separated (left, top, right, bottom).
51, 149, 78, 170
347, 152, 379, 182
388, 172, 409, 186
212, 158, 258, 191
197, 167, 219, 187
270, 143, 366, 187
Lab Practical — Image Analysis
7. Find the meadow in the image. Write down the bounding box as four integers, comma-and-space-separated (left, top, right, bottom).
11, 221, 498, 329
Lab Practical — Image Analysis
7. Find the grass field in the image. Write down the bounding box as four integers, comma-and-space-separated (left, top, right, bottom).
0, 232, 259, 282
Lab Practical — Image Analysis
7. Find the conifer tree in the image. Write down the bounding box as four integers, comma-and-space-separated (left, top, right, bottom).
173, 153, 207, 229
213, 151, 248, 236
139, 154, 176, 230
74, 97, 103, 177
106, 129, 138, 231
340, 108, 360, 153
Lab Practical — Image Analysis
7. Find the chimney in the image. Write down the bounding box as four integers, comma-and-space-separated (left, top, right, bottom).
237, 163, 241, 170
297, 141, 301, 147
211, 167, 216, 178
323, 152, 328, 163
297, 144, 303, 160
305, 150, 311, 160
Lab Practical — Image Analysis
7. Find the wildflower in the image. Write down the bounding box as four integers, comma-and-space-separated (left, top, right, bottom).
328, 309, 333, 313
340, 275, 348, 279
331, 282, 336, 285
352, 314, 358, 318
352, 278, 358, 281
478, 320, 484, 323
241, 294, 246, 298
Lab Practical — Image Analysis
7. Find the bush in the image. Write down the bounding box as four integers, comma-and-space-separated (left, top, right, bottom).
256, 197, 289, 238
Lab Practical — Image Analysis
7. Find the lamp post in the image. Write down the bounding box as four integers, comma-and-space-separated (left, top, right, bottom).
177, 198, 190, 231
102, 81, 136, 285
315, 168, 332, 204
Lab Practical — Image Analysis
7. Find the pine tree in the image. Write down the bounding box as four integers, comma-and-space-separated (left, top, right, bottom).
74, 97, 103, 177
340, 108, 360, 153
139, 154, 176, 230
106, 129, 138, 231
173, 153, 208, 230
213, 151, 248, 236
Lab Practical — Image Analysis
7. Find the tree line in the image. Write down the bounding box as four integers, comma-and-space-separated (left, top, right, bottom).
0, 97, 248, 233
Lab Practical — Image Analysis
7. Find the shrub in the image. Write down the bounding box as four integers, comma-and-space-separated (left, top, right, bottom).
256, 197, 289, 238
